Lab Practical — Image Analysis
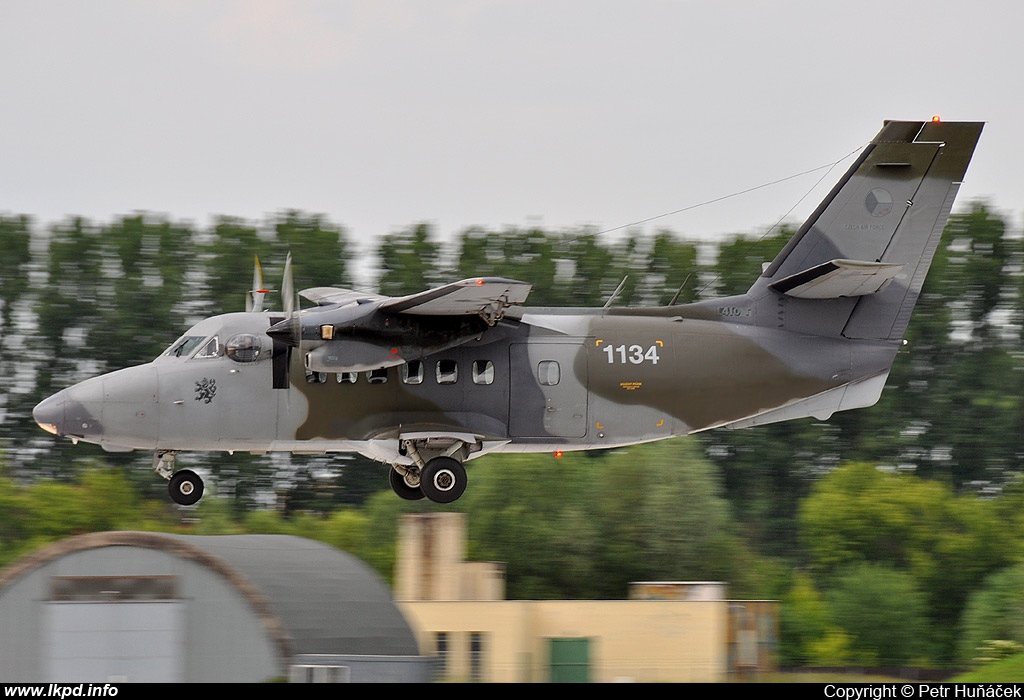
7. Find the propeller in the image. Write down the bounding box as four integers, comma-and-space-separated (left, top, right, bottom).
247, 255, 269, 313
269, 253, 300, 389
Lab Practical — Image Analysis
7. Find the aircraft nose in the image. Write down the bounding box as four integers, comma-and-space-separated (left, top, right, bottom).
33, 391, 67, 436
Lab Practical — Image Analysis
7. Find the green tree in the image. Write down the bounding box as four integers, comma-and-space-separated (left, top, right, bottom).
827, 563, 934, 666
779, 571, 852, 666
202, 217, 271, 316
0, 215, 38, 469
800, 462, 1018, 660
958, 562, 1024, 665
638, 230, 700, 305
377, 223, 447, 296
454, 227, 562, 304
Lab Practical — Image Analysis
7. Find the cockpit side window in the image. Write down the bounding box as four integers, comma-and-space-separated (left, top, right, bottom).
194, 336, 221, 359
166, 335, 207, 358
226, 334, 264, 363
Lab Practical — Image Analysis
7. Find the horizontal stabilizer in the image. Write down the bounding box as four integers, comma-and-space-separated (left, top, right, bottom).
770, 259, 904, 299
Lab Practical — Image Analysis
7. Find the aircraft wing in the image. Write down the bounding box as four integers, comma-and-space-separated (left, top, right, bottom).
379, 277, 531, 323
300, 277, 531, 320
301, 287, 387, 307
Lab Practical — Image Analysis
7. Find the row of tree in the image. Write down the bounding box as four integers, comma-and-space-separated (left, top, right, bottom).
0, 202, 1022, 667
2, 446, 1023, 668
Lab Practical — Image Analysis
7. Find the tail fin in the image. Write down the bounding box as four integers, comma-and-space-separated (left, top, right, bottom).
749, 119, 984, 339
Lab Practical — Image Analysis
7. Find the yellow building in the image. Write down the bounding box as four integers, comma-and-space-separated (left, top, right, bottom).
394, 513, 777, 683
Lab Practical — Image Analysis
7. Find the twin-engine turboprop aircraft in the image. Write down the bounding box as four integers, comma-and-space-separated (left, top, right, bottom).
33, 119, 984, 506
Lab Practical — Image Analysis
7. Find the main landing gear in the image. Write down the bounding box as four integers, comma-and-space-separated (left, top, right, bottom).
154, 451, 205, 506
389, 439, 469, 504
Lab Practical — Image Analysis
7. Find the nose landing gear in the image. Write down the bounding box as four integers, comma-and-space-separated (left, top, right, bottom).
154, 451, 205, 506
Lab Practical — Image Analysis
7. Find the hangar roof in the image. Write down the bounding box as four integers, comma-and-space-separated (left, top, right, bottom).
0, 531, 419, 659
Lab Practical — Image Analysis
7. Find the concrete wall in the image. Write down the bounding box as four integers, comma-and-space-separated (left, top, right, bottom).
398, 599, 728, 683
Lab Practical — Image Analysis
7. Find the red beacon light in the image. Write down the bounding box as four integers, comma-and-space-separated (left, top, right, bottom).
931, 115, 941, 122
553, 450, 563, 458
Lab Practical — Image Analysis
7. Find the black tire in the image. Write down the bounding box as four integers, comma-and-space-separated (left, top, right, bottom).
420, 457, 467, 504
168, 469, 204, 506
389, 468, 425, 501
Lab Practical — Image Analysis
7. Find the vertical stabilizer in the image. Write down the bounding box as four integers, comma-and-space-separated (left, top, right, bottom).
749, 120, 984, 340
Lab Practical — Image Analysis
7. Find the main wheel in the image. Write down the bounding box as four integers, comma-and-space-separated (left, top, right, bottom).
420, 457, 467, 504
168, 469, 204, 506
389, 467, 425, 501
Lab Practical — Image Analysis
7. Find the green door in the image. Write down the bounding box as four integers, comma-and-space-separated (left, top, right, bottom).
549, 637, 590, 683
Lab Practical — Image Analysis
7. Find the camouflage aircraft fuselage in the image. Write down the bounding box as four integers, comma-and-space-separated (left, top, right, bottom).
36, 296, 895, 467
32, 119, 984, 503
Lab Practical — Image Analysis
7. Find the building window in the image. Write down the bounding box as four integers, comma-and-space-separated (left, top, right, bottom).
435, 632, 448, 676
470, 632, 485, 682
472, 360, 494, 385
288, 665, 351, 683
436, 359, 458, 384
538, 360, 560, 385
402, 360, 424, 385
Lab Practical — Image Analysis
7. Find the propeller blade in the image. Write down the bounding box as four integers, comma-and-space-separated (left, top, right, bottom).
270, 255, 299, 388
248, 255, 267, 312
282, 253, 294, 316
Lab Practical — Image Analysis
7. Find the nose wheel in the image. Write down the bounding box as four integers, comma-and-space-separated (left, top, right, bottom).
154, 451, 205, 506
168, 469, 204, 506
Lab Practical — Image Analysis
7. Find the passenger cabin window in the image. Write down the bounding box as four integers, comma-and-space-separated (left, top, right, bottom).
367, 368, 388, 384
538, 360, 560, 385
402, 360, 424, 385
336, 372, 357, 384
472, 360, 494, 385
226, 334, 263, 363
166, 335, 206, 358
436, 359, 458, 385
194, 336, 221, 359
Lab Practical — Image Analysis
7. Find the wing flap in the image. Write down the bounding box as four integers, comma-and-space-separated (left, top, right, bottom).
380, 277, 531, 322
769, 259, 904, 299
300, 287, 386, 307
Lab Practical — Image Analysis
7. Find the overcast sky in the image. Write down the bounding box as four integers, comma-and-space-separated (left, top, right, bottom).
2, 1, 1020, 261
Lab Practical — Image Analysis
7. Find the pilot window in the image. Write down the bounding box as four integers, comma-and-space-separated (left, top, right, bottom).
472, 360, 494, 385
402, 360, 424, 385
336, 372, 357, 384
436, 359, 458, 385
306, 371, 327, 384
194, 336, 221, 359
226, 334, 263, 363
367, 368, 388, 384
166, 335, 206, 358
538, 360, 560, 385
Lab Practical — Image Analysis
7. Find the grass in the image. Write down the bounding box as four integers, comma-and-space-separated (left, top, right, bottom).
952, 653, 1024, 683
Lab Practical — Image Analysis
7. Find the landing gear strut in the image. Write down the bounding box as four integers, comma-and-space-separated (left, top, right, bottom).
389, 439, 470, 503
154, 451, 206, 506
389, 467, 425, 501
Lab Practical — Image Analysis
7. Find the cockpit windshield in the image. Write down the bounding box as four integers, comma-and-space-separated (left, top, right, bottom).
166, 335, 208, 358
